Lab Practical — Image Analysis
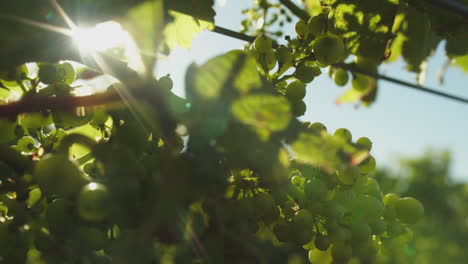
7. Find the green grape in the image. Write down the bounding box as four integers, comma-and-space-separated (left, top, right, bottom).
333, 68, 349, 86
312, 34, 346, 65
76, 226, 108, 250
394, 197, 424, 225
334, 128, 352, 142
331, 241, 352, 261
78, 182, 111, 222
308, 14, 326, 36
295, 20, 309, 37
304, 178, 328, 200
20, 112, 52, 132
359, 156, 376, 174
369, 218, 386, 235
33, 227, 55, 251
323, 201, 345, 220
315, 234, 331, 251
350, 221, 371, 242
327, 224, 351, 243
355, 57, 378, 73
383, 193, 399, 207
383, 206, 397, 221
293, 209, 314, 229
354, 195, 384, 222
364, 178, 381, 198
38, 63, 60, 84
356, 137, 372, 150
158, 75, 173, 91
273, 221, 291, 242
56, 62, 76, 84
352, 75, 370, 91
254, 192, 279, 224
308, 122, 327, 134
254, 34, 273, 52
285, 80, 306, 100
336, 166, 359, 185
16, 136, 37, 153
34, 154, 89, 197
291, 100, 307, 117
295, 66, 321, 83
275, 45, 293, 65
0, 118, 17, 143
46, 199, 76, 236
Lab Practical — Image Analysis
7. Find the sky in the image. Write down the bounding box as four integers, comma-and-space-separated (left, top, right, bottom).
155, 0, 468, 181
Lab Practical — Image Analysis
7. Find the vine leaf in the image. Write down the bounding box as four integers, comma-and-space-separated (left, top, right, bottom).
164, 11, 214, 51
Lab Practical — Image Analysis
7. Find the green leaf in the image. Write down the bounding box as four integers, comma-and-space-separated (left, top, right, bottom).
330, 0, 397, 61
164, 11, 214, 50
453, 54, 468, 72
185, 50, 262, 138
291, 132, 363, 172
164, 0, 215, 22
120, 0, 164, 72
231, 94, 291, 132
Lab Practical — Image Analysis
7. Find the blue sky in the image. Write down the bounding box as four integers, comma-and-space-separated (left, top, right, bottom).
156, 1, 468, 181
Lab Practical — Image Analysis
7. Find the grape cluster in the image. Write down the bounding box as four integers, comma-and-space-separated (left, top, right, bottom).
0, 35, 423, 264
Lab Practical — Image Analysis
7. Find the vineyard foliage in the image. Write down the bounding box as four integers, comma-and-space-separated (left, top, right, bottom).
0, 0, 466, 263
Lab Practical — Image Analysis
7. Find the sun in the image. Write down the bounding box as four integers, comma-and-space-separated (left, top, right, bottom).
72, 21, 130, 53
71, 21, 145, 73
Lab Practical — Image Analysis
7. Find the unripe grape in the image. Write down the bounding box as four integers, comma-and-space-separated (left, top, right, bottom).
308, 14, 326, 36
38, 64, 60, 84
369, 218, 386, 235
356, 137, 372, 150
34, 154, 89, 197
293, 209, 314, 228
291, 100, 307, 117
308, 122, 327, 134
365, 178, 381, 198
331, 241, 352, 261
295, 66, 321, 83
285, 80, 306, 100
304, 178, 328, 200
78, 182, 111, 222
254, 34, 273, 52
333, 68, 349, 86
312, 34, 346, 65
56, 62, 76, 85
275, 45, 293, 65
264, 49, 277, 71
295, 20, 309, 38
334, 128, 352, 142
383, 193, 399, 207
352, 75, 371, 91
315, 234, 331, 251
359, 156, 376, 174
350, 221, 371, 242
394, 197, 424, 225
158, 75, 173, 91
336, 166, 359, 185
273, 221, 291, 242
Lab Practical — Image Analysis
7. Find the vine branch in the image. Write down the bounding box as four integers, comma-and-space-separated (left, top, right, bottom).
279, 0, 311, 21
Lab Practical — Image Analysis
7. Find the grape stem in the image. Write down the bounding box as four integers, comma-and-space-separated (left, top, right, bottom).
334, 63, 468, 105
